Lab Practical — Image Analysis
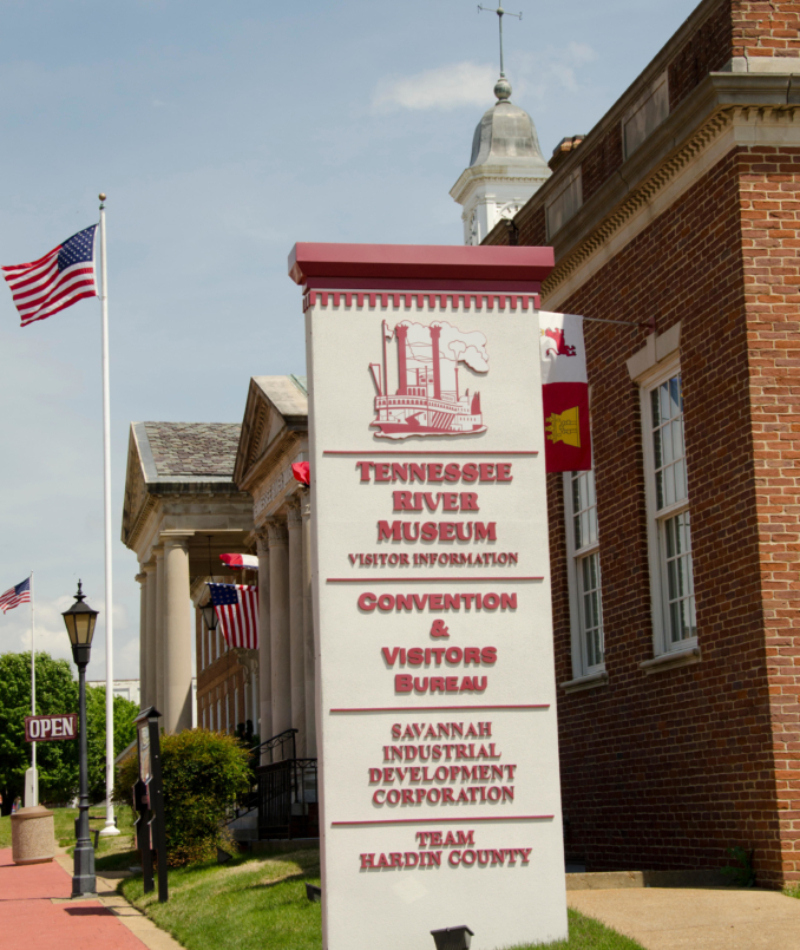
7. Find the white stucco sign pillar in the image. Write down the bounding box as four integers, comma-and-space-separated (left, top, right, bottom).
289, 243, 567, 950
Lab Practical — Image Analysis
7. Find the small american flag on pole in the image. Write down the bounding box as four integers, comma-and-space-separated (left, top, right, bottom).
208, 583, 259, 650
0, 577, 31, 614
2, 225, 98, 327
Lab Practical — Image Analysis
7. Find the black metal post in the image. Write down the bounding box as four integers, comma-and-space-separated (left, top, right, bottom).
72, 653, 96, 897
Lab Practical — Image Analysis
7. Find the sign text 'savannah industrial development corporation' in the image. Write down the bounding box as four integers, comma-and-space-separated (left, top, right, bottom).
291, 243, 568, 950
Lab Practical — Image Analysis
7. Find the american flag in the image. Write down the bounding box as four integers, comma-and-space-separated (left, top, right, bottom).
208, 583, 259, 650
0, 577, 31, 614
3, 225, 98, 327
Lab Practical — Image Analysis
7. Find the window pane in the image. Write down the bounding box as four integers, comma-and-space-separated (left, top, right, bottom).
651, 373, 688, 513
578, 551, 604, 670
571, 469, 598, 550
661, 510, 696, 644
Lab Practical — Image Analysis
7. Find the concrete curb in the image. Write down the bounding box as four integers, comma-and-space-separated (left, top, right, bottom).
567, 869, 729, 890
53, 845, 184, 950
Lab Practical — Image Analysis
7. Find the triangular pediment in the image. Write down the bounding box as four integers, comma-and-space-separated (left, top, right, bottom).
233, 376, 308, 490
121, 425, 149, 547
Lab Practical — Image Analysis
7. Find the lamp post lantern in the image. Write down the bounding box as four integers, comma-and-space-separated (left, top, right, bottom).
62, 581, 98, 898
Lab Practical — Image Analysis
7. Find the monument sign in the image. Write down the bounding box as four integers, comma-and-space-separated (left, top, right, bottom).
290, 243, 568, 950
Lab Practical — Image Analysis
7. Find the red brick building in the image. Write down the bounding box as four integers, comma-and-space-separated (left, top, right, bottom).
485, 0, 800, 887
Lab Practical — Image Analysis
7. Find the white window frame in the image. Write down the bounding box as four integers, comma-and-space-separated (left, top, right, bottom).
563, 466, 605, 681
639, 353, 697, 657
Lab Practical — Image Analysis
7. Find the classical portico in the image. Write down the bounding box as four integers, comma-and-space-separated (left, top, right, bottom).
233, 375, 315, 757
121, 422, 254, 732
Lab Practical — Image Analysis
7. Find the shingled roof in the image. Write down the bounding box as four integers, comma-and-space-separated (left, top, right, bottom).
136, 422, 241, 482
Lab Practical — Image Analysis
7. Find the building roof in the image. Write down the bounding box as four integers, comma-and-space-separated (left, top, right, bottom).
250, 375, 308, 421
136, 422, 241, 483
469, 97, 549, 172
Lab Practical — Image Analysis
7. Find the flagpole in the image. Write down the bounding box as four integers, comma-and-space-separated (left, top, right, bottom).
98, 194, 119, 837
30, 570, 37, 805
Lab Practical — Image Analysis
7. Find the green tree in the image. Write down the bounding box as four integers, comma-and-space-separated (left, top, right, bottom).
0, 652, 79, 811
86, 686, 139, 802
0, 651, 142, 812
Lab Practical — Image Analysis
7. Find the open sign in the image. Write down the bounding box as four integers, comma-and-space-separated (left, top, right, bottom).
25, 714, 78, 742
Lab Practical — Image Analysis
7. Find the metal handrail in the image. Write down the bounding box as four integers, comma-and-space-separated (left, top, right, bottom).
249, 727, 297, 765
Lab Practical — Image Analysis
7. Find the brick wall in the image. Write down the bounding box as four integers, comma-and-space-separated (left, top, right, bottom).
669, 1, 732, 110
731, 0, 800, 59
550, 148, 787, 886
481, 0, 800, 890
740, 143, 800, 884
581, 125, 624, 205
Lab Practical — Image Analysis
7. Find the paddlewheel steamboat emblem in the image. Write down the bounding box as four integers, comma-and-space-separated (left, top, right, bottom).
369, 319, 488, 440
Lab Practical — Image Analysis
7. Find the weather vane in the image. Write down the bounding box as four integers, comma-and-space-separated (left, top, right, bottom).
478, 5, 522, 79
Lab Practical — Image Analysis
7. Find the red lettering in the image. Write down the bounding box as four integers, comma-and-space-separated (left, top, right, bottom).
395, 674, 413, 693
460, 492, 479, 510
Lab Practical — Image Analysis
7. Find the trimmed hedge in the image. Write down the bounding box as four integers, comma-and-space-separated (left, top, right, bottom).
115, 728, 251, 866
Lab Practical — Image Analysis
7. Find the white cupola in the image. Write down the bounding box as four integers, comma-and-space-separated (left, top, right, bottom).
450, 75, 551, 245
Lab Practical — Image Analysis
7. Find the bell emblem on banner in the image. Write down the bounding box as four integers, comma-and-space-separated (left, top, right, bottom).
546, 406, 581, 447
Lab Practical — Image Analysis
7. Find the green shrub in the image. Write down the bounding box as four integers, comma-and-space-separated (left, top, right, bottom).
113, 728, 251, 867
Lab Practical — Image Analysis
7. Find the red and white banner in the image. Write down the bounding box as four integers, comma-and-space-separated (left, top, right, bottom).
219, 553, 259, 571
539, 312, 591, 472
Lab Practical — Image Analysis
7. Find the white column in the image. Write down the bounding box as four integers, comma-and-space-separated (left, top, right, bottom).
143, 560, 157, 711
154, 544, 166, 716
268, 518, 292, 739
301, 488, 317, 757
163, 534, 193, 733
287, 502, 306, 757
256, 528, 272, 745
136, 570, 147, 710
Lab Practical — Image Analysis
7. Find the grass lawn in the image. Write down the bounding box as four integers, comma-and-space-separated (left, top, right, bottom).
0, 804, 138, 871
121, 846, 644, 950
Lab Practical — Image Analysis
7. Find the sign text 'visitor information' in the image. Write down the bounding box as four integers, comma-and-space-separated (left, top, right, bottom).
291, 244, 568, 950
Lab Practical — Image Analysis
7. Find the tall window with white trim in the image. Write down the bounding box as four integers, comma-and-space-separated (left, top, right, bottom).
645, 369, 696, 651
564, 466, 604, 678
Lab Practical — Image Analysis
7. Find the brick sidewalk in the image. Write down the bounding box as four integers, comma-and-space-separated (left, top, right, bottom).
0, 847, 167, 950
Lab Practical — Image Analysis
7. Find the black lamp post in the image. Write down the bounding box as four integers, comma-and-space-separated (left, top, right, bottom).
62, 581, 98, 898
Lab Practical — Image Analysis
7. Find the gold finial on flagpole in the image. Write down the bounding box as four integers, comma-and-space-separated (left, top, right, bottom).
99, 193, 107, 208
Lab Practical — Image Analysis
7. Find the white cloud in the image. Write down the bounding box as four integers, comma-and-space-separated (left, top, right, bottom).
372, 61, 497, 112
514, 42, 600, 101
568, 42, 598, 66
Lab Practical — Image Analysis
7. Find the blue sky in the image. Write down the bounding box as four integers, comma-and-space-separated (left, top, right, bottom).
0, 0, 699, 678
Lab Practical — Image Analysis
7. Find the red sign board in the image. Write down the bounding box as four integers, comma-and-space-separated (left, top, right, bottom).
25, 714, 77, 742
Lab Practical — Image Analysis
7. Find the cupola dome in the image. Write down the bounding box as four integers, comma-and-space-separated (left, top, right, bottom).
451, 78, 551, 245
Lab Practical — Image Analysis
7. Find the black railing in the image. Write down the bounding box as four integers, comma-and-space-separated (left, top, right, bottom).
251, 727, 297, 766
256, 757, 318, 840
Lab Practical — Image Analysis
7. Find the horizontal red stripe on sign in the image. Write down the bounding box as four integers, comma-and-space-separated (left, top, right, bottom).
327, 577, 543, 583
331, 815, 555, 826
323, 450, 539, 456
329, 705, 550, 713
